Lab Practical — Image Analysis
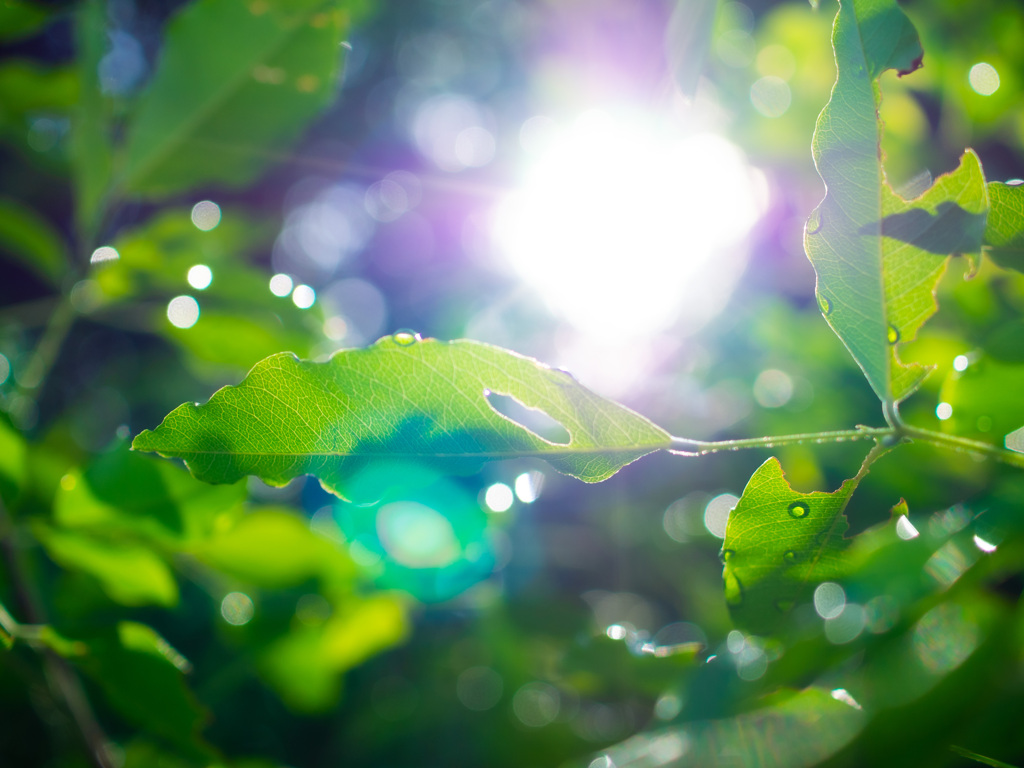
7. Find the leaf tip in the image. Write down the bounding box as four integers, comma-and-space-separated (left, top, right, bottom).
896, 52, 924, 78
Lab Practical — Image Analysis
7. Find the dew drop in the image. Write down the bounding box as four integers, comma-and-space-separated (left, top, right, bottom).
393, 329, 421, 346
723, 570, 744, 607
817, 294, 832, 316
887, 324, 900, 345
807, 208, 823, 235
720, 548, 736, 564
787, 501, 810, 519
783, 550, 799, 564
774, 599, 795, 613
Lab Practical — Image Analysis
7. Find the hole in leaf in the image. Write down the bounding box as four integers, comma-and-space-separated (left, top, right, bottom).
484, 391, 571, 445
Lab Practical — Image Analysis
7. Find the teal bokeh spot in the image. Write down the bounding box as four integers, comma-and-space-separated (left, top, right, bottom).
334, 462, 495, 602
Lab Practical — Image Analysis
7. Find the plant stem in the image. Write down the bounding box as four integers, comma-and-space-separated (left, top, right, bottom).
669, 427, 892, 456
671, 423, 1024, 470
901, 425, 1024, 469
0, 499, 115, 768
17, 294, 77, 392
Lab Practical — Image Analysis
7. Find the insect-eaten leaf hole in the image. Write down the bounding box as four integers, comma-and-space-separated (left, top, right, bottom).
484, 390, 571, 445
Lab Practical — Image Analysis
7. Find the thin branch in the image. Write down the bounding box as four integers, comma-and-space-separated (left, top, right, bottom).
901, 425, 1024, 469
669, 427, 892, 456
17, 295, 77, 392
0, 498, 115, 768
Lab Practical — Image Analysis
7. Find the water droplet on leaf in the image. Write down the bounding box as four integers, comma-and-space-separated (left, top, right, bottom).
818, 294, 832, 316
807, 209, 823, 235
723, 569, 744, 607
887, 325, 900, 345
783, 550, 800, 564
720, 548, 736, 563
394, 330, 421, 346
787, 501, 810, 518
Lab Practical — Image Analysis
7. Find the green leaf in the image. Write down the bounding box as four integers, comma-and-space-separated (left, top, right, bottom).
722, 457, 857, 635
132, 336, 672, 498
54, 442, 246, 545
805, 0, 989, 410
70, 0, 114, 241
120, 0, 361, 197
599, 687, 864, 768
983, 181, 1024, 272
0, 0, 51, 43
257, 592, 407, 712
666, 0, 718, 99
0, 415, 27, 505
0, 198, 68, 283
940, 355, 1024, 446
190, 508, 354, 587
42, 622, 210, 758
34, 523, 179, 607
0, 62, 79, 144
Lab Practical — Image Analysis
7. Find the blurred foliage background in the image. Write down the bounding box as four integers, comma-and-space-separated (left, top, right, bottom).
1, 0, 1024, 766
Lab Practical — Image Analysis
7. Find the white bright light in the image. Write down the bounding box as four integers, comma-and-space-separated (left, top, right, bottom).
968, 62, 1000, 96
292, 284, 316, 309
493, 110, 762, 340
936, 402, 953, 421
485, 483, 514, 512
191, 200, 222, 230
89, 245, 119, 263
953, 355, 969, 372
269, 273, 293, 297
167, 295, 199, 329
187, 264, 213, 290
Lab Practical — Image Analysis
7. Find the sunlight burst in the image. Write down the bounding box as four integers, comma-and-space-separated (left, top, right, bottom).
493, 110, 764, 340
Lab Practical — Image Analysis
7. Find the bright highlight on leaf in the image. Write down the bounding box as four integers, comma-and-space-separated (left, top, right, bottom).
805, 0, 989, 412
133, 336, 672, 499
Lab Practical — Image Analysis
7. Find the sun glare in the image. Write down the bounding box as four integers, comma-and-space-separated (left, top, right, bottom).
493, 110, 764, 341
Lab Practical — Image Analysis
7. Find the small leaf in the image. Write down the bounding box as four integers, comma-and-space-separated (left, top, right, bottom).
120, 0, 363, 197
190, 508, 354, 587
0, 0, 51, 42
0, 415, 27, 505
34, 524, 179, 607
43, 622, 210, 758
70, 0, 114, 240
0, 198, 68, 283
257, 593, 407, 712
132, 337, 672, 498
54, 442, 246, 545
666, 0, 718, 99
722, 457, 856, 635
600, 687, 864, 768
805, 0, 989, 409
983, 181, 1024, 272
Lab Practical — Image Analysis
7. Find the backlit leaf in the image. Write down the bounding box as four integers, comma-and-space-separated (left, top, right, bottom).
120, 0, 362, 197
54, 442, 246, 545
257, 593, 407, 712
0, 198, 68, 283
722, 457, 857, 635
983, 181, 1024, 272
133, 336, 672, 499
34, 524, 179, 607
940, 355, 1024, 445
70, 0, 114, 240
190, 508, 354, 587
42, 622, 210, 758
0, 415, 27, 505
599, 687, 864, 768
805, 0, 988, 410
